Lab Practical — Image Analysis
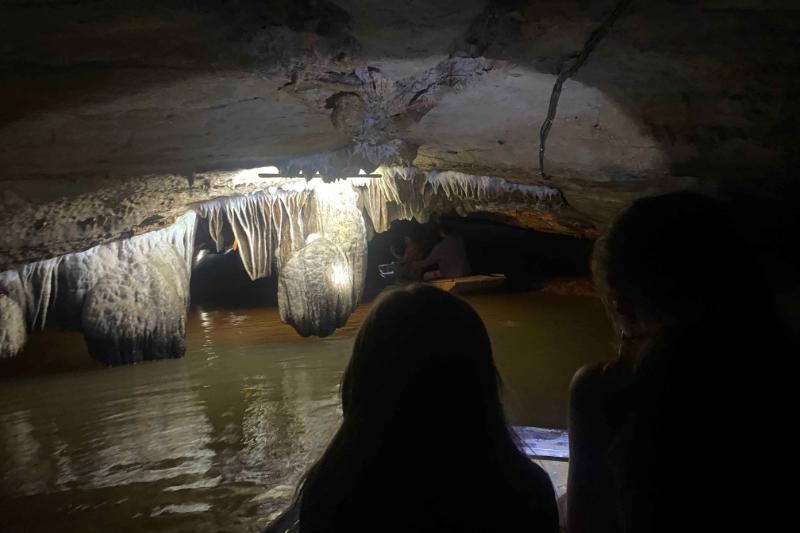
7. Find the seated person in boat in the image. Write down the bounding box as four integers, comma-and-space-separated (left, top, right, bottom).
413, 221, 472, 280
391, 234, 425, 264
389, 232, 424, 280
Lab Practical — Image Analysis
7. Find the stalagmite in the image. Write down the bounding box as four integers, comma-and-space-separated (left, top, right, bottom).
277, 234, 353, 337
0, 294, 26, 359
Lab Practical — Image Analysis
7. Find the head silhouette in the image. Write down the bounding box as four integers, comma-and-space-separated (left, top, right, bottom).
592, 192, 784, 533
344, 284, 500, 426
593, 191, 765, 337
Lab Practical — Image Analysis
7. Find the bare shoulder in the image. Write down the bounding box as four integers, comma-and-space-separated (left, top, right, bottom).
569, 362, 610, 412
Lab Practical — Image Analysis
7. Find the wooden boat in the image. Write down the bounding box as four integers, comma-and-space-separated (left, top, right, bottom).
426, 273, 506, 294
378, 264, 506, 294
514, 426, 569, 461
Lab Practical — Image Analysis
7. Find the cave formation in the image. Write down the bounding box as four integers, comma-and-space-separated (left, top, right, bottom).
1, 0, 798, 364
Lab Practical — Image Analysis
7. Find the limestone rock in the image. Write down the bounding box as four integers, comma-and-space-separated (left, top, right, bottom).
0, 294, 26, 359
278, 234, 353, 337
312, 182, 368, 308
0, 270, 26, 320
81, 245, 188, 366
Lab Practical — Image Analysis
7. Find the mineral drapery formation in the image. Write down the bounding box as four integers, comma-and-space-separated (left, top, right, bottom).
0, 213, 196, 365
278, 234, 355, 337
278, 181, 367, 336
198, 191, 312, 281
197, 180, 366, 337
0, 168, 572, 351
0, 294, 25, 359
195, 169, 564, 336
82, 242, 189, 366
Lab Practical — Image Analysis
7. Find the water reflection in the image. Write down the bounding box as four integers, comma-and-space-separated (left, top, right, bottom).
0, 291, 612, 532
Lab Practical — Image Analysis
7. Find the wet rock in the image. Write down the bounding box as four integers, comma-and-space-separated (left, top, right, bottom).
278, 234, 353, 337
312, 182, 367, 308
81, 244, 188, 366
0, 270, 26, 319
0, 294, 26, 359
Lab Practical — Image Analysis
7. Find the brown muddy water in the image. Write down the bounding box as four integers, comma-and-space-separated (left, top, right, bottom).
0, 291, 613, 532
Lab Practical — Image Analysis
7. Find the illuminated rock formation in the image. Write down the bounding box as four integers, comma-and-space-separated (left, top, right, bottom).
278, 234, 353, 338
0, 213, 196, 364
0, 294, 26, 359
0, 1, 796, 275
199, 191, 312, 280
310, 181, 367, 311
356, 167, 578, 235
0, 271, 26, 324
198, 181, 366, 337
82, 243, 189, 366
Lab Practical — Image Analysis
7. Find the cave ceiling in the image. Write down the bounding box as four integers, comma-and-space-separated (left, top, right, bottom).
1, 0, 798, 269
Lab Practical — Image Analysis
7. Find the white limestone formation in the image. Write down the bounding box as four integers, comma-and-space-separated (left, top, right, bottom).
82, 243, 188, 366
356, 166, 564, 231
0, 213, 196, 365
311, 181, 368, 310
277, 234, 354, 338
198, 191, 311, 280
193, 169, 563, 336
0, 294, 26, 359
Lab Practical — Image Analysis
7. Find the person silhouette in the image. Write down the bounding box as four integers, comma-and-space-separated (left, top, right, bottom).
266, 284, 558, 533
567, 191, 787, 533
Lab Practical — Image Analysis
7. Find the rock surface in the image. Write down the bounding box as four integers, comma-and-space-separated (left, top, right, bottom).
278, 234, 354, 337
1, 1, 797, 266
0, 294, 26, 359
82, 243, 189, 366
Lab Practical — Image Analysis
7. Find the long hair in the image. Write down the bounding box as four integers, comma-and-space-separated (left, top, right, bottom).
271, 284, 553, 533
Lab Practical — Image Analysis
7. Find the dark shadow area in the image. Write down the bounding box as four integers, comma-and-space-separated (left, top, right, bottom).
191, 252, 280, 309
365, 214, 594, 298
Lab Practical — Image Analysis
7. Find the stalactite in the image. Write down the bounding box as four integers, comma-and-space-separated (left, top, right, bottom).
0, 294, 26, 359
20, 256, 63, 331
198, 186, 362, 337
277, 234, 353, 337
312, 181, 368, 308
356, 166, 564, 231
55, 212, 197, 328
0, 213, 196, 365
198, 192, 311, 281
82, 242, 188, 366
425, 171, 562, 207
358, 173, 402, 233
207, 206, 225, 253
